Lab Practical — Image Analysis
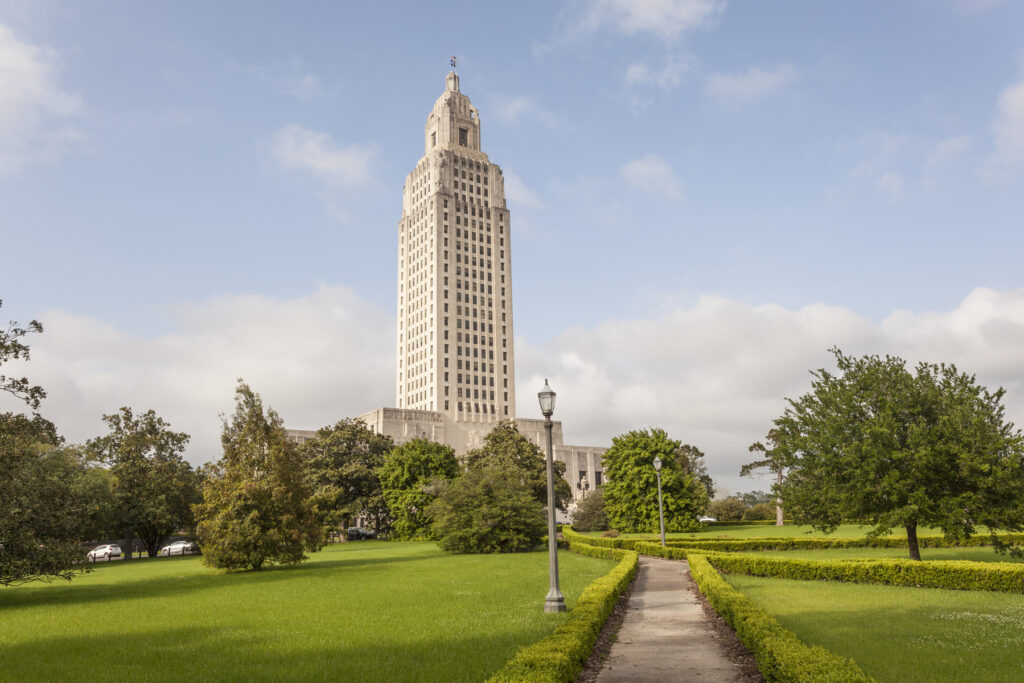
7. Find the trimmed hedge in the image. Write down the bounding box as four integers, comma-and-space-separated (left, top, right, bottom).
688, 554, 873, 682
486, 543, 639, 682
665, 532, 1024, 553
705, 552, 1024, 593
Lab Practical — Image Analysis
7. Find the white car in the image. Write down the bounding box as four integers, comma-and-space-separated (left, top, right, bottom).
87, 544, 122, 561
158, 540, 198, 556
698, 516, 717, 523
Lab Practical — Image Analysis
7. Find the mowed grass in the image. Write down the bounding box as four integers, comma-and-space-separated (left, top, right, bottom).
0, 541, 614, 682
749, 546, 1024, 563
725, 574, 1024, 682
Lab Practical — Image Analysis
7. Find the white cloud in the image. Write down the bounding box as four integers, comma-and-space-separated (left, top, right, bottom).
577, 0, 724, 41
621, 153, 683, 200
875, 170, 904, 200
986, 75, 1024, 173
705, 64, 798, 108
270, 124, 376, 187
0, 286, 394, 467
504, 171, 545, 209
516, 288, 1024, 496
624, 55, 694, 90
0, 21, 82, 175
491, 95, 560, 127
922, 135, 973, 188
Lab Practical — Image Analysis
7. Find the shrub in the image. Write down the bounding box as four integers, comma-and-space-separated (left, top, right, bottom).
707, 497, 746, 521
688, 554, 873, 682
487, 545, 639, 682
572, 487, 609, 532
429, 468, 545, 553
601, 529, 619, 538
744, 503, 776, 521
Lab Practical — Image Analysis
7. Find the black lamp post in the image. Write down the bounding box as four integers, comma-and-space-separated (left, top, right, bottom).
654, 456, 666, 546
538, 379, 565, 613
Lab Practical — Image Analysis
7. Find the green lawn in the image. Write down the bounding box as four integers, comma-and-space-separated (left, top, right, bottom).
0, 541, 613, 682
748, 546, 1024, 563
725, 573, 1024, 682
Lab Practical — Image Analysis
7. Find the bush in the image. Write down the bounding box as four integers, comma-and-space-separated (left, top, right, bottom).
688, 554, 873, 682
487, 545, 639, 682
707, 497, 746, 521
429, 468, 546, 553
744, 503, 776, 521
601, 529, 619, 538
572, 487, 609, 532
663, 532, 1024, 553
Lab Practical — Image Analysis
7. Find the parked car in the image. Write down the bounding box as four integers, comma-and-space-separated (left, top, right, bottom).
87, 544, 122, 561
698, 516, 717, 523
347, 527, 376, 540
158, 540, 199, 556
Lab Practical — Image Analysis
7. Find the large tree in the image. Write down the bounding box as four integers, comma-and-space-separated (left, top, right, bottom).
774, 349, 1024, 560
301, 418, 394, 534
194, 382, 322, 570
602, 429, 709, 533
378, 438, 459, 540
1, 300, 46, 410
463, 419, 572, 512
87, 408, 201, 558
741, 429, 788, 526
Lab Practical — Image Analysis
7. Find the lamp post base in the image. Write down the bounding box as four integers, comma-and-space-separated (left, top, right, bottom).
544, 592, 567, 613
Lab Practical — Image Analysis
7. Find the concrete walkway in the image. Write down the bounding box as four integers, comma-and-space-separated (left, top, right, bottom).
596, 556, 742, 682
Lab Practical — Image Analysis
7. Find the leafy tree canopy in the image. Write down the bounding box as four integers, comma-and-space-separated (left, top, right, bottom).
602, 429, 710, 533
571, 486, 609, 532
742, 429, 788, 525
378, 438, 459, 540
775, 348, 1024, 560
0, 300, 46, 410
301, 418, 394, 534
194, 381, 322, 570
707, 497, 746, 521
464, 419, 572, 512
428, 468, 546, 554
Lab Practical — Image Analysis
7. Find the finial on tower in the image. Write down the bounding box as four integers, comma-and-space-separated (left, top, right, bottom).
446, 56, 460, 92
450, 55, 457, 71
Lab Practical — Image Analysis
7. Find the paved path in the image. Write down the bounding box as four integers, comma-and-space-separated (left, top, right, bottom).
596, 556, 742, 682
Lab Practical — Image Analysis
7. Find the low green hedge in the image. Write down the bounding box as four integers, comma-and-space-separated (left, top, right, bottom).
487, 543, 639, 682
665, 533, 1024, 553
688, 554, 873, 682
706, 552, 1024, 593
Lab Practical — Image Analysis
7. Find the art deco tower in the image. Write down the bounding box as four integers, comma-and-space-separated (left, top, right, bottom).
395, 71, 516, 425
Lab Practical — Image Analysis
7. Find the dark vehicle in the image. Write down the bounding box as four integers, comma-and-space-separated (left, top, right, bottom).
347, 527, 376, 540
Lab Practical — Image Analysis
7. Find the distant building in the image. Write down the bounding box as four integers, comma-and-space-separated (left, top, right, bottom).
288, 70, 605, 501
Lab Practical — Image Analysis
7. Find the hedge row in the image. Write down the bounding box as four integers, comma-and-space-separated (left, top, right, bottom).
665, 533, 1024, 553
705, 552, 1024, 593
486, 543, 639, 682
688, 554, 873, 682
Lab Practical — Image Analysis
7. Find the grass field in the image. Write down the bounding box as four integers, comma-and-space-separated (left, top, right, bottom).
0, 541, 613, 682
748, 546, 1024, 563
725, 573, 1024, 682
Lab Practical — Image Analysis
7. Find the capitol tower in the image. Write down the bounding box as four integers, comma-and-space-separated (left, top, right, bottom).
395, 70, 516, 425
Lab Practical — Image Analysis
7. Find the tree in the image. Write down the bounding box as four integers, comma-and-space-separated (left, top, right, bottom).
463, 420, 572, 512
378, 438, 459, 540
678, 444, 715, 501
707, 497, 746, 521
86, 408, 201, 558
301, 418, 394, 535
194, 382, 322, 570
602, 429, 710, 533
0, 300, 46, 410
744, 502, 776, 521
774, 348, 1024, 560
571, 486, 609, 532
741, 430, 788, 526
428, 468, 546, 553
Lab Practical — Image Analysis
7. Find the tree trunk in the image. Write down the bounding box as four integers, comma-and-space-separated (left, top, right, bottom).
775, 501, 784, 526
123, 528, 134, 562
906, 523, 921, 561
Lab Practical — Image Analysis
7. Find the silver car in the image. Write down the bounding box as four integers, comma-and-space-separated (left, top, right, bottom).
86, 544, 122, 561
158, 540, 198, 556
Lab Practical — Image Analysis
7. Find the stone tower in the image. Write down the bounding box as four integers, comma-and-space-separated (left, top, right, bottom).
395, 71, 516, 426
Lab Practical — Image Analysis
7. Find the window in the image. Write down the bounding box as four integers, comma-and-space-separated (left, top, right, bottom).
431, 132, 436, 147
459, 128, 468, 146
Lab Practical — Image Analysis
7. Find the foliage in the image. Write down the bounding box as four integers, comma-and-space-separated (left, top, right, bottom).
0, 300, 46, 410
660, 532, 1024, 553
429, 468, 546, 553
677, 443, 715, 501
737, 490, 773, 507
742, 429, 788, 525
744, 503, 777, 521
688, 553, 874, 682
86, 407, 201, 557
464, 419, 572, 511
571, 486, 609, 532
707, 497, 747, 521
487, 545, 638, 683
774, 349, 1024, 560
194, 382, 322, 570
301, 418, 394, 534
377, 438, 459, 540
602, 428, 709, 533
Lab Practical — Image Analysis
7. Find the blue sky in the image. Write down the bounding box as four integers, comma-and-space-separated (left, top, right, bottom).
2, 0, 1024, 493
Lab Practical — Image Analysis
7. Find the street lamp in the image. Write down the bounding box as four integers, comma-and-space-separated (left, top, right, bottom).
653, 456, 666, 546
538, 378, 565, 613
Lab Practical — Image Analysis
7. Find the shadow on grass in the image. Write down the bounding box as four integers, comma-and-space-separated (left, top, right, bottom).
0, 623, 525, 682
0, 549, 437, 612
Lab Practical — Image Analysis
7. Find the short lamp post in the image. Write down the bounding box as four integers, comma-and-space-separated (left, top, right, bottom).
538, 379, 566, 613
653, 456, 666, 546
